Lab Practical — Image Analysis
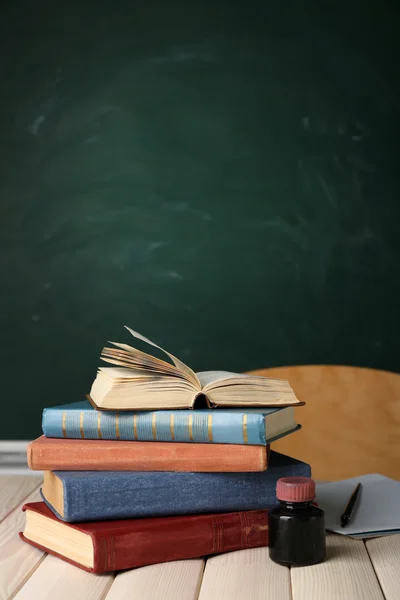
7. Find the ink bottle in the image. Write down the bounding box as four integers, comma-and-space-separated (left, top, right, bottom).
269, 476, 326, 566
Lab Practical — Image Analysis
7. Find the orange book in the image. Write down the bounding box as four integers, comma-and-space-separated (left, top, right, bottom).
27, 436, 269, 472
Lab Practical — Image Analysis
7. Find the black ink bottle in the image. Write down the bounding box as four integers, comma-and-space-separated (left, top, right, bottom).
269, 476, 326, 566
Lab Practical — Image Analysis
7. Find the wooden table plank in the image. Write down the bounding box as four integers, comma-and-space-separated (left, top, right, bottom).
105, 560, 204, 600
13, 554, 113, 600
0, 477, 42, 523
0, 487, 44, 600
198, 547, 291, 600
366, 534, 400, 600
2, 474, 400, 600
291, 534, 384, 600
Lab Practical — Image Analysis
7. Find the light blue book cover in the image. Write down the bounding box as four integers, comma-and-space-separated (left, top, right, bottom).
42, 400, 300, 445
41, 450, 311, 522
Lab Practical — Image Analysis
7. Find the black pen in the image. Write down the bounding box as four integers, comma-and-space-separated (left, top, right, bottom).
340, 483, 362, 528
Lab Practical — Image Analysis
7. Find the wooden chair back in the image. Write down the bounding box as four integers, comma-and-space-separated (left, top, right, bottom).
247, 365, 400, 480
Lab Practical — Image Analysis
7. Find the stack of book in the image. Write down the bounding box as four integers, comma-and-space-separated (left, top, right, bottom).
20, 327, 310, 573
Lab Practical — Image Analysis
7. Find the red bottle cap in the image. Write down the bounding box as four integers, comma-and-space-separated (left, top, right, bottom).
276, 477, 316, 503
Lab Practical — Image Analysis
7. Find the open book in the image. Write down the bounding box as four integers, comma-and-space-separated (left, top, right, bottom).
88, 327, 304, 411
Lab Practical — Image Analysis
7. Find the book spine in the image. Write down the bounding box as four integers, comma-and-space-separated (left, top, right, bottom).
42, 408, 267, 445
93, 510, 269, 573
27, 438, 268, 472
47, 451, 311, 522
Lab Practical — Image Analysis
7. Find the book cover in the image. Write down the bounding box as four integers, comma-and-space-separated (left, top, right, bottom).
20, 502, 269, 574
42, 400, 300, 445
41, 450, 311, 522
27, 436, 269, 472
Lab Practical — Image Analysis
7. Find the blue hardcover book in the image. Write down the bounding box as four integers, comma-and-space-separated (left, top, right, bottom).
41, 450, 311, 522
42, 400, 300, 445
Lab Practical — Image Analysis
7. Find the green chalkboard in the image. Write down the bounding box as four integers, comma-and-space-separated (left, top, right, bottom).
0, 1, 399, 439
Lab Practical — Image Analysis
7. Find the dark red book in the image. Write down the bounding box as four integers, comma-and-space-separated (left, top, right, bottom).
20, 502, 269, 573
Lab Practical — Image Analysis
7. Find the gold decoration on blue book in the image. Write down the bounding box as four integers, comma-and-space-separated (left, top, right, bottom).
79, 413, 85, 439
170, 414, 175, 440
189, 415, 194, 441
207, 415, 213, 442
242, 415, 248, 444
62, 412, 67, 438
97, 412, 102, 440
88, 326, 304, 411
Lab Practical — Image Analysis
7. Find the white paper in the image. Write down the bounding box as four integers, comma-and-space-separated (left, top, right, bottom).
316, 474, 400, 537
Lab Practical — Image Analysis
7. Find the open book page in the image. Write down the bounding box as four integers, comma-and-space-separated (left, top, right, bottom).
125, 327, 200, 388
197, 371, 246, 389
196, 371, 302, 406
197, 371, 294, 390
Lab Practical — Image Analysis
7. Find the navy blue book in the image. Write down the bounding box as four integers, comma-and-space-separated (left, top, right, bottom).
41, 451, 311, 522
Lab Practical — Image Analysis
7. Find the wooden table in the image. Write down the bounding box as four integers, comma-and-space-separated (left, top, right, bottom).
1, 476, 399, 600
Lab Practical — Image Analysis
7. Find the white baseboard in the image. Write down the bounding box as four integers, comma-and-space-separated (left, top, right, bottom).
0, 468, 41, 475
0, 440, 31, 474
0, 440, 30, 453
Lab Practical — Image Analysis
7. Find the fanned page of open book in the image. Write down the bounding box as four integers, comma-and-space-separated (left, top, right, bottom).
88, 327, 303, 410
